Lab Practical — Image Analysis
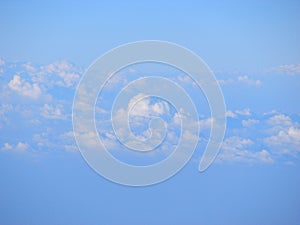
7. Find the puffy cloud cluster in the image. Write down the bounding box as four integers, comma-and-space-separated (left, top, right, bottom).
8, 75, 41, 99
1, 142, 29, 152
218, 136, 273, 164
127, 93, 170, 117
0, 60, 80, 155
1, 59, 300, 168
264, 114, 300, 156
39, 61, 81, 87
40, 104, 66, 120
217, 110, 300, 164
226, 108, 251, 118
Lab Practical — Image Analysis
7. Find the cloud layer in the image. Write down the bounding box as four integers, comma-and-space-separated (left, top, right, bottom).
0, 59, 299, 167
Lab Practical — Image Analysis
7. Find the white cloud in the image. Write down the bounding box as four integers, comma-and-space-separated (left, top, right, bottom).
226, 108, 252, 118
8, 75, 41, 99
103, 73, 128, 90
109, 95, 202, 152
172, 108, 185, 125
267, 114, 293, 127
75, 131, 100, 149
255, 150, 274, 164
27, 60, 81, 88
217, 136, 273, 164
242, 119, 259, 127
218, 78, 234, 85
22, 62, 36, 72
237, 75, 261, 86
263, 109, 278, 116
64, 145, 78, 153
172, 108, 203, 132
40, 104, 66, 119
219, 76, 261, 86
177, 75, 197, 86
263, 113, 300, 156
59, 131, 78, 153
1, 142, 29, 152
222, 136, 254, 149
265, 114, 295, 135
235, 108, 251, 116
128, 68, 136, 73
0, 104, 13, 124
226, 110, 237, 118
127, 93, 170, 117
1, 143, 13, 150
264, 127, 300, 156
198, 117, 213, 130
59, 131, 76, 144
270, 64, 300, 76
58, 71, 80, 87
32, 132, 54, 148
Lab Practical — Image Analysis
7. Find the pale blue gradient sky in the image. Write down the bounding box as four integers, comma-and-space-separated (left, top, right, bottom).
1, 0, 300, 70
0, 1, 300, 225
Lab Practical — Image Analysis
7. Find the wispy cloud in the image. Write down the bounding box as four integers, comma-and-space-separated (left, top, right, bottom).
219, 75, 261, 86
237, 75, 261, 86
269, 64, 300, 76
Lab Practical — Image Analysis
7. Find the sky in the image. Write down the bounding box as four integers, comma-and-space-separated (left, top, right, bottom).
1, 0, 300, 224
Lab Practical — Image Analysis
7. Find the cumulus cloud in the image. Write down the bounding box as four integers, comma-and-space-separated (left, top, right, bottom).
22, 62, 36, 72
226, 110, 237, 118
8, 75, 41, 99
41, 61, 81, 87
264, 113, 296, 136
221, 112, 300, 163
23, 60, 81, 88
1, 142, 29, 152
264, 114, 300, 156
40, 104, 66, 120
198, 117, 214, 130
226, 108, 251, 117
2, 59, 300, 166
242, 119, 259, 127
235, 108, 251, 116
127, 93, 170, 117
217, 136, 273, 164
110, 94, 171, 149
267, 114, 293, 127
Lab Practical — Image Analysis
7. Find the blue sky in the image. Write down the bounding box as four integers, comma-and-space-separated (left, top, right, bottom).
1, 0, 300, 224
